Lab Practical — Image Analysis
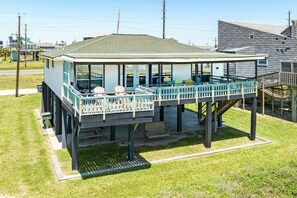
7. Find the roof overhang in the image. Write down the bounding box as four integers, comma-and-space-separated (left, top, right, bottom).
53, 54, 266, 64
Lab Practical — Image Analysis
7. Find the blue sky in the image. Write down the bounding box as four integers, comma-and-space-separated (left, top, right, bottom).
0, 0, 296, 46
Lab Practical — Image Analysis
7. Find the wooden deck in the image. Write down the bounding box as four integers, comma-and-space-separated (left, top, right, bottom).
63, 84, 154, 124
61, 81, 258, 129
259, 72, 297, 88
138, 81, 258, 106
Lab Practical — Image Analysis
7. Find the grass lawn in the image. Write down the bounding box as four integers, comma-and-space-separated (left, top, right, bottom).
0, 74, 44, 90
0, 59, 43, 70
0, 95, 297, 197
56, 127, 263, 176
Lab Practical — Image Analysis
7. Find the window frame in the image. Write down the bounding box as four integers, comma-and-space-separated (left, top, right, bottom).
257, 58, 268, 67
75, 63, 104, 92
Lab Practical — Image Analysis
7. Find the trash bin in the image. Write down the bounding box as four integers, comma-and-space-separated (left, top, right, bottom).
37, 84, 42, 92
42, 112, 52, 129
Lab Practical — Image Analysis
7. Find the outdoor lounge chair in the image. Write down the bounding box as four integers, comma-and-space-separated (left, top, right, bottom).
174, 77, 183, 86
93, 86, 106, 97
185, 79, 193, 85
115, 85, 126, 96
164, 76, 173, 85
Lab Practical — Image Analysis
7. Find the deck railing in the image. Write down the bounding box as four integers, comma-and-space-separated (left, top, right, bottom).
280, 72, 297, 86
258, 72, 297, 88
63, 84, 154, 120
138, 81, 258, 104
63, 81, 258, 118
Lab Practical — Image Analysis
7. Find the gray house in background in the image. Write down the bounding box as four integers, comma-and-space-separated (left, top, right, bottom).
218, 20, 297, 77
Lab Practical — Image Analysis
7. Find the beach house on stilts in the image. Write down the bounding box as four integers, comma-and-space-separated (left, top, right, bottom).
40, 34, 265, 170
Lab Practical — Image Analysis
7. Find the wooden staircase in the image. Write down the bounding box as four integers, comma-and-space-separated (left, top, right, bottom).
200, 99, 241, 124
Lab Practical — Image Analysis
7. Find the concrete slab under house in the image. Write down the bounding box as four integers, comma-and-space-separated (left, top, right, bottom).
40, 33, 265, 171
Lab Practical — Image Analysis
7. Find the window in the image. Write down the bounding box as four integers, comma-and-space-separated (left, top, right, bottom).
52, 60, 54, 68
294, 63, 297, 73
162, 64, 172, 82
46, 59, 49, 68
249, 34, 254, 39
151, 64, 172, 84
281, 62, 291, 72
138, 65, 147, 85
152, 64, 159, 84
76, 65, 89, 91
63, 62, 70, 84
90, 65, 104, 90
257, 58, 268, 67
125, 65, 134, 87
76, 64, 104, 92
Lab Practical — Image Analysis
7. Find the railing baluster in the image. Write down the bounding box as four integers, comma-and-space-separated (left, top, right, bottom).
132, 94, 136, 118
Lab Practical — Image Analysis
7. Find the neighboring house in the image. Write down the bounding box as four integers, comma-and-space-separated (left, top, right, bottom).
218, 21, 297, 122
8, 33, 39, 61
83, 31, 105, 40
55, 40, 67, 48
40, 34, 263, 170
0, 40, 3, 48
37, 42, 56, 52
218, 20, 297, 77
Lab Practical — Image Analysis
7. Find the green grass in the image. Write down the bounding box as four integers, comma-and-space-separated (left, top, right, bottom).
0, 74, 44, 90
0, 95, 297, 197
56, 128, 262, 176
0, 59, 43, 70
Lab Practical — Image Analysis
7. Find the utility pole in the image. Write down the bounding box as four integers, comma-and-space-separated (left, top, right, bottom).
214, 37, 217, 48
162, 0, 166, 39
288, 10, 292, 37
288, 10, 292, 27
15, 14, 21, 97
117, 7, 120, 34
24, 23, 27, 67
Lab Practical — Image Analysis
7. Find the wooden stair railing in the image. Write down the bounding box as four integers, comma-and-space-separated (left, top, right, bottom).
199, 99, 241, 124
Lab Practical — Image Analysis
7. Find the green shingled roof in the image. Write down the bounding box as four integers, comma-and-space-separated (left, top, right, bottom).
40, 34, 264, 61
41, 34, 209, 58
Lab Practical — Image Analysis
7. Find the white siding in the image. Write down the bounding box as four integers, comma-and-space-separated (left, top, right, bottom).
212, 63, 224, 77
105, 65, 118, 92
44, 60, 64, 99
173, 64, 191, 80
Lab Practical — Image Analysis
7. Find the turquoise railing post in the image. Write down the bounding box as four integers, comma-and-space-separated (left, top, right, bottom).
158, 88, 161, 106
195, 86, 198, 103
132, 94, 136, 118
177, 87, 180, 104
241, 81, 244, 98
212, 84, 215, 101
103, 96, 106, 120
227, 83, 230, 100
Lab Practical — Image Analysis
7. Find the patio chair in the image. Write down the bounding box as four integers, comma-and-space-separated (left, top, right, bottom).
174, 77, 183, 86
185, 79, 193, 86
164, 76, 173, 86
115, 85, 126, 96
93, 86, 106, 97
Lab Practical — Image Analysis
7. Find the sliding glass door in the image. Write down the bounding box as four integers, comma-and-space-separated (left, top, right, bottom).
125, 64, 148, 90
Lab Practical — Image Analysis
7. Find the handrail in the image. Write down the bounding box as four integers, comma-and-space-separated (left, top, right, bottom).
280, 72, 297, 86
258, 72, 297, 88
63, 81, 258, 119
63, 84, 154, 120
138, 80, 258, 104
